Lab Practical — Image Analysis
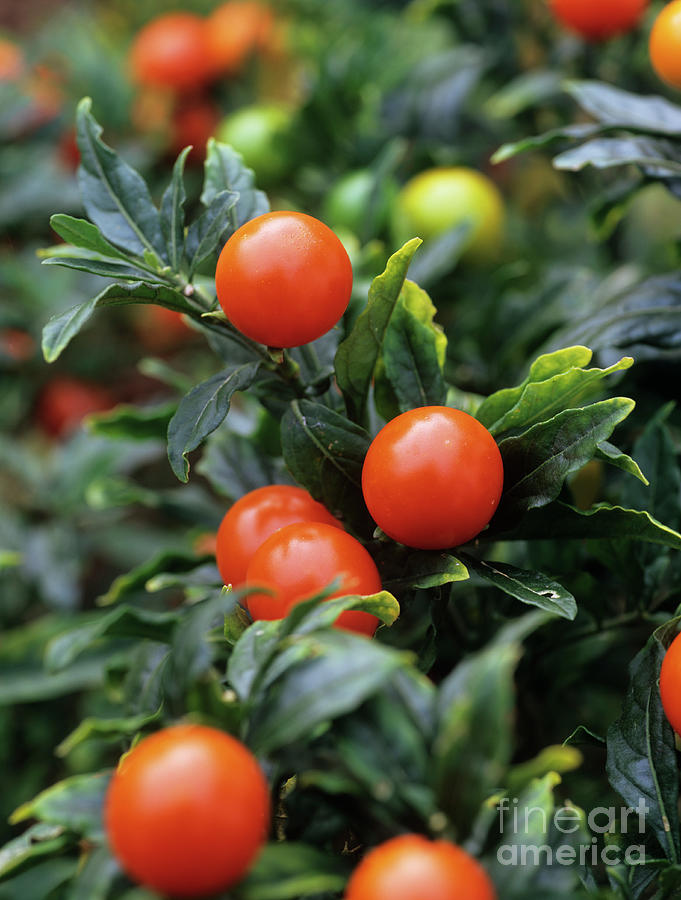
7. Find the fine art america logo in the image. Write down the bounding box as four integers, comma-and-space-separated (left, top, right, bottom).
496, 797, 648, 867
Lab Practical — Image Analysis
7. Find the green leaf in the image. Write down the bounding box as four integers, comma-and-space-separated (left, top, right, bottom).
281, 399, 371, 533
186, 189, 239, 276
383, 552, 469, 591
56, 708, 162, 757
492, 123, 603, 164
278, 591, 400, 638
235, 843, 348, 900
97, 550, 206, 606
42, 282, 196, 362
495, 501, 681, 549
11, 772, 111, 843
166, 589, 237, 704
228, 619, 282, 702
0, 825, 73, 883
495, 398, 635, 524
45, 606, 179, 670
41, 254, 166, 282
404, 223, 471, 288
160, 147, 190, 272
488, 775, 589, 896
335, 238, 422, 424
66, 848, 121, 900
462, 556, 577, 620
481, 355, 633, 438
0, 858, 77, 895
434, 642, 520, 836
545, 273, 681, 362
87, 401, 176, 442
476, 346, 594, 431
566, 80, 681, 135
606, 620, 681, 863
0, 655, 109, 704
76, 98, 166, 261
49, 214, 133, 261
167, 361, 261, 482
375, 279, 447, 417
247, 631, 411, 755
197, 428, 289, 501
596, 441, 648, 484
554, 137, 681, 176
201, 139, 269, 226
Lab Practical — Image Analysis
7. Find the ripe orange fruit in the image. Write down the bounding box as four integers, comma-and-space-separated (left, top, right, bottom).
650, 0, 681, 89
550, 0, 648, 41
130, 13, 213, 92
660, 630, 681, 735
345, 834, 497, 900
206, 2, 275, 76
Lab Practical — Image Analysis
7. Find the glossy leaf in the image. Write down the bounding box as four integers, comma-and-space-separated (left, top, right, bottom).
49, 214, 133, 261
335, 238, 421, 424
201, 140, 269, 227
375, 279, 447, 417
76, 98, 166, 261
167, 362, 262, 481
45, 606, 179, 670
495, 398, 635, 523
42, 282, 196, 362
11, 772, 111, 843
281, 399, 372, 532
0, 826, 73, 882
247, 631, 410, 755
160, 147, 190, 272
606, 620, 680, 863
494, 501, 681, 549
185, 189, 239, 276
462, 556, 577, 620
566, 81, 681, 135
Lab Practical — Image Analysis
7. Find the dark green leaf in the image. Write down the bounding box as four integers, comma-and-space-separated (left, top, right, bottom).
42, 282, 196, 362
41, 254, 166, 282
167, 362, 261, 481
0, 826, 73, 883
566, 81, 681, 135
495, 398, 635, 524
554, 137, 681, 176
201, 139, 269, 227
545, 273, 681, 361
227, 619, 281, 702
11, 772, 111, 843
66, 848, 120, 900
235, 843, 348, 900
0, 858, 77, 896
462, 556, 577, 620
606, 621, 680, 862
56, 708, 162, 757
492, 123, 603, 164
87, 402, 176, 442
97, 550, 207, 606
160, 148, 190, 272
45, 606, 179, 670
383, 552, 469, 591
281, 399, 371, 532
494, 501, 681, 549
404, 223, 471, 288
197, 428, 290, 500
49, 215, 133, 261
247, 631, 410, 755
335, 239, 421, 424
76, 98, 166, 261
186, 189, 239, 276
377, 279, 447, 414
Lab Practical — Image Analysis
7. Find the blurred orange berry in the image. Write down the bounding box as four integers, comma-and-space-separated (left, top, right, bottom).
206, 2, 275, 76
129, 13, 213, 92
